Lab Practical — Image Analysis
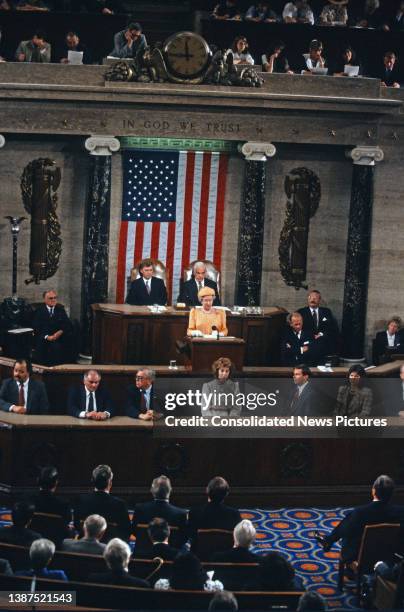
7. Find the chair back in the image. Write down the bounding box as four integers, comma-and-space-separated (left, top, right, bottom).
196, 528, 233, 561
30, 512, 67, 544
130, 259, 168, 284
0, 542, 30, 571
357, 523, 401, 575
183, 260, 220, 294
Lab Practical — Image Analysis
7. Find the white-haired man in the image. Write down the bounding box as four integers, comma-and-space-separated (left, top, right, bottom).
88, 538, 150, 587
212, 519, 259, 562
62, 514, 107, 555
178, 261, 221, 306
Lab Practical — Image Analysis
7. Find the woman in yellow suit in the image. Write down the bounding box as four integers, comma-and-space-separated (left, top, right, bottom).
187, 286, 228, 336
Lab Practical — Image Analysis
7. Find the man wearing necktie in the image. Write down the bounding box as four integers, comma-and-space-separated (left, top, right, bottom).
375, 51, 401, 88
280, 312, 320, 366
126, 259, 168, 306
0, 359, 49, 414
32, 290, 75, 366
126, 368, 159, 420
67, 370, 114, 420
298, 290, 339, 358
177, 261, 221, 307
283, 366, 317, 417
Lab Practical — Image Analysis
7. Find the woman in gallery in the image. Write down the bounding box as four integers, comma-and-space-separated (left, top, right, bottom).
187, 287, 228, 337
335, 364, 373, 417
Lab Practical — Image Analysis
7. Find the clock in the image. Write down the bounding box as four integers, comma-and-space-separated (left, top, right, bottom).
162, 32, 212, 83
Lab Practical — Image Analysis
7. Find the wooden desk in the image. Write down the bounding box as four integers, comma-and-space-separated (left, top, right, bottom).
185, 337, 246, 372
91, 304, 287, 366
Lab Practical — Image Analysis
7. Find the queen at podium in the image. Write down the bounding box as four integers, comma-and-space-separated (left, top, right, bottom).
187, 287, 228, 336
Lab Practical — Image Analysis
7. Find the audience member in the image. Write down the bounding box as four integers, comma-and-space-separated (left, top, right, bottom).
136, 518, 180, 560
133, 474, 187, 529
320, 474, 404, 563
262, 40, 293, 73
74, 465, 131, 540
226, 36, 254, 65
0, 359, 49, 415
354, 0, 384, 29
301, 39, 327, 73
245, 2, 278, 22
320, 0, 349, 26
0, 502, 41, 546
212, 519, 259, 562
282, 366, 318, 417
67, 369, 114, 420
370, 50, 402, 88
298, 290, 339, 355
72, 0, 123, 14
154, 551, 224, 591
126, 368, 160, 421
27, 466, 71, 526
126, 258, 167, 306
209, 591, 238, 610
373, 316, 403, 365
16, 30, 51, 63
297, 591, 327, 610
15, 0, 50, 10
110, 22, 147, 60
0, 559, 13, 575
62, 514, 107, 555
385, 363, 404, 417
59, 31, 91, 64
282, 0, 314, 24
212, 0, 241, 20
201, 357, 241, 418
187, 287, 228, 337
15, 538, 67, 580
384, 0, 404, 31
88, 538, 150, 586
0, 0, 12, 10
280, 313, 320, 366
335, 364, 373, 418
332, 44, 361, 75
178, 261, 220, 307
32, 289, 75, 365
188, 476, 242, 544
245, 551, 304, 590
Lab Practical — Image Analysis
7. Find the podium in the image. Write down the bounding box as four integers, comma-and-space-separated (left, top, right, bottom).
184, 337, 245, 372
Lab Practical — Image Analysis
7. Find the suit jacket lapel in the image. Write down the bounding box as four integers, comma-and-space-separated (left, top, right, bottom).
26, 380, 31, 412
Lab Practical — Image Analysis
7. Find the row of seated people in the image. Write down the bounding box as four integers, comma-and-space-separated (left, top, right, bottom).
2, 356, 404, 419
0, 469, 402, 602
212, 0, 404, 31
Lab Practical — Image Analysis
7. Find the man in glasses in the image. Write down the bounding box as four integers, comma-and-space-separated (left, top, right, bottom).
126, 368, 158, 420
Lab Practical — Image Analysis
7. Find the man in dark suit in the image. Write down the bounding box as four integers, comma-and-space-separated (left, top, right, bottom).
133, 474, 187, 530
188, 476, 242, 546
62, 514, 106, 555
212, 519, 259, 563
27, 466, 71, 526
67, 369, 114, 420
126, 368, 160, 421
88, 538, 150, 587
385, 364, 404, 417
178, 261, 221, 307
0, 359, 49, 415
0, 502, 42, 547
282, 366, 318, 417
280, 313, 321, 367
136, 518, 180, 560
75, 465, 131, 541
320, 475, 404, 563
373, 317, 403, 365
298, 289, 339, 355
32, 290, 74, 366
371, 50, 402, 87
126, 258, 167, 306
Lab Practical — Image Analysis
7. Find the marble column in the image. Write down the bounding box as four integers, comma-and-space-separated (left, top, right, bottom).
235, 142, 276, 306
341, 146, 384, 360
81, 136, 120, 356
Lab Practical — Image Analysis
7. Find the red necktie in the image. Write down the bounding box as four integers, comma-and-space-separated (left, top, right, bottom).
18, 382, 25, 407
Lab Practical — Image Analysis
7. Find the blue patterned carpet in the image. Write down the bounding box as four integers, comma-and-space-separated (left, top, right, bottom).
0, 506, 358, 609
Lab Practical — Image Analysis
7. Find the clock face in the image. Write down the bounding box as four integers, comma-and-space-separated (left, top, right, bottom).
163, 32, 211, 80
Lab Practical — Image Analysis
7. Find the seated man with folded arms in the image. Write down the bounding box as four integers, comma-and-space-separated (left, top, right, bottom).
178, 261, 220, 307
0, 359, 49, 415
280, 313, 323, 366
67, 369, 114, 420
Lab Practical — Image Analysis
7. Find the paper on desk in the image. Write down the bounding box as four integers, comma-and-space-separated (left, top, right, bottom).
317, 365, 333, 373
68, 50, 83, 65
7, 327, 33, 334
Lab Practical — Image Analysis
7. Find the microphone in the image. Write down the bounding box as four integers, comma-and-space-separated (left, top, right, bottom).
212, 325, 219, 340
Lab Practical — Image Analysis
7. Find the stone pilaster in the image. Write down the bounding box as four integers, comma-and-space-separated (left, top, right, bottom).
235, 142, 276, 306
341, 146, 384, 360
81, 136, 120, 356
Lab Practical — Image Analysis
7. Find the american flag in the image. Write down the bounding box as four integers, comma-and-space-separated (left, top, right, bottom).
116, 149, 228, 303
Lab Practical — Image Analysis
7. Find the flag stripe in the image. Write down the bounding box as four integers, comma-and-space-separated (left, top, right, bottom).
117, 149, 228, 303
